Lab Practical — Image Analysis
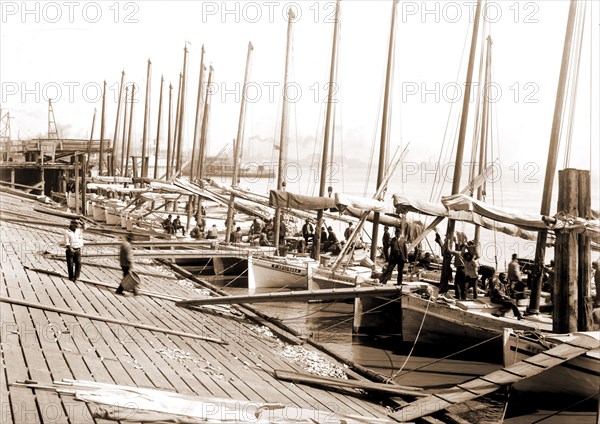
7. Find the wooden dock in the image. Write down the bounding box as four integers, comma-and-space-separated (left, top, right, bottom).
0, 192, 403, 423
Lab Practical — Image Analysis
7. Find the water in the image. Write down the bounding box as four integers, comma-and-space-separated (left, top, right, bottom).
204, 277, 599, 423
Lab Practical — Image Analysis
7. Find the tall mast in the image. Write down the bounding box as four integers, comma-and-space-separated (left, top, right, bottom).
528, 0, 579, 314
197, 66, 214, 180
125, 84, 135, 177
111, 70, 125, 176
176, 45, 189, 175
85, 109, 96, 170
141, 59, 152, 178
171, 73, 182, 177
166, 83, 173, 179
370, 0, 398, 261
154, 76, 164, 179
190, 46, 206, 182
120, 86, 128, 174
274, 8, 296, 251
226, 42, 254, 243
314, 0, 341, 259
98, 80, 107, 175
474, 36, 493, 244
439, 0, 482, 294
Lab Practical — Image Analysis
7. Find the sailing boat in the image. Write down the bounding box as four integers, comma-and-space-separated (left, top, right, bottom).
398, 0, 600, 356
247, 7, 321, 290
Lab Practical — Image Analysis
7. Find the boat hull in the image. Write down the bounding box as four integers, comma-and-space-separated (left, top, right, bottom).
92, 203, 106, 222
105, 208, 122, 225
401, 293, 550, 353
248, 256, 316, 290
503, 329, 600, 399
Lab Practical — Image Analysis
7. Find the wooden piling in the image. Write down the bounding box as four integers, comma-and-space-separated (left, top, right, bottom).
577, 169, 592, 330
553, 168, 579, 333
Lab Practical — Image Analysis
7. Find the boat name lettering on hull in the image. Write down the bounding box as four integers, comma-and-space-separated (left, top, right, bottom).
271, 264, 303, 274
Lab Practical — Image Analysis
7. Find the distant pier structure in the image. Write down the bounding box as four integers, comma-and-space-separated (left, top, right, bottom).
0, 104, 111, 199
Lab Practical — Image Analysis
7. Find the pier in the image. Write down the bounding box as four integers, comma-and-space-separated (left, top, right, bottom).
1, 191, 403, 423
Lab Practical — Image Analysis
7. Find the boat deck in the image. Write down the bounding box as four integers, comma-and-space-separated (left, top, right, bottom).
0, 193, 395, 423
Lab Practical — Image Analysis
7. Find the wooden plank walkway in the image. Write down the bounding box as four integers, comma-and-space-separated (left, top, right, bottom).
391, 333, 599, 422
0, 193, 397, 423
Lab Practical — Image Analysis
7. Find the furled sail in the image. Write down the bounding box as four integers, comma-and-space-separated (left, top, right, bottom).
269, 190, 337, 211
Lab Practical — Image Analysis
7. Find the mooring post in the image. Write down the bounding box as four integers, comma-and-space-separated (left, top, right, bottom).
553, 168, 579, 333
577, 169, 592, 330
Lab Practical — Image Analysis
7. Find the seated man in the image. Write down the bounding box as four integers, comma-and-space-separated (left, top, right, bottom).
323, 226, 340, 254
190, 222, 204, 239
162, 214, 174, 234
206, 224, 219, 240
172, 215, 185, 236
491, 273, 523, 320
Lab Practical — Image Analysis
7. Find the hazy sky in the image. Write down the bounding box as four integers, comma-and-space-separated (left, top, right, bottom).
1, 0, 598, 183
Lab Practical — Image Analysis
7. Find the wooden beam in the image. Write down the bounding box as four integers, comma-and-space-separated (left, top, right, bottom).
273, 369, 425, 397
0, 295, 227, 344
24, 266, 180, 301
176, 286, 404, 307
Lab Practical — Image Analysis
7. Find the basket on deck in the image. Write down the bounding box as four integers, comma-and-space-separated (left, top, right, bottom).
121, 270, 141, 290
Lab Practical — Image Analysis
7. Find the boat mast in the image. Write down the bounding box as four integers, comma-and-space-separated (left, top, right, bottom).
111, 70, 125, 176
176, 46, 189, 175
226, 42, 254, 243
370, 0, 398, 262
314, 0, 341, 259
120, 86, 128, 175
98, 80, 106, 175
85, 109, 96, 170
473, 36, 492, 244
197, 66, 214, 180
166, 83, 173, 179
124, 84, 135, 177
528, 0, 579, 315
190, 46, 206, 182
439, 0, 482, 294
274, 8, 296, 251
154, 76, 164, 179
141, 59, 152, 178
171, 73, 182, 177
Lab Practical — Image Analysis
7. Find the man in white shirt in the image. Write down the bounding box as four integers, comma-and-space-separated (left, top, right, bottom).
64, 220, 84, 282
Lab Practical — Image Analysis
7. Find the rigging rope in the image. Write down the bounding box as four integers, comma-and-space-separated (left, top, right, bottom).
563, 0, 587, 169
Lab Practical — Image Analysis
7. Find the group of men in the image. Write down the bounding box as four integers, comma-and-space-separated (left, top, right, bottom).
301, 219, 344, 254
161, 214, 186, 236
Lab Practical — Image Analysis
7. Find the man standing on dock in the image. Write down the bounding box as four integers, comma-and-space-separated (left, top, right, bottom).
64, 219, 84, 282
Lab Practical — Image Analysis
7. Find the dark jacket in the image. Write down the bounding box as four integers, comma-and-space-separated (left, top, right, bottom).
390, 236, 408, 262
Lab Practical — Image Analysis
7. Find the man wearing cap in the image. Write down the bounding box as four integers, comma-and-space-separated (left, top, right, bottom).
382, 226, 391, 262
324, 226, 339, 254
379, 227, 408, 285
302, 218, 314, 245
64, 219, 84, 282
